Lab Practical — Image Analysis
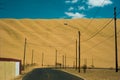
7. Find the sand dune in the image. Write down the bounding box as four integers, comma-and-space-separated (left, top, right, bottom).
0, 19, 120, 68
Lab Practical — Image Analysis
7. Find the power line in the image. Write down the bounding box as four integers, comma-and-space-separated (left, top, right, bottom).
84, 0, 106, 27
81, 19, 113, 42
22, 10, 120, 51
81, 9, 120, 42
116, 11, 120, 16
82, 31, 120, 54
78, 4, 120, 42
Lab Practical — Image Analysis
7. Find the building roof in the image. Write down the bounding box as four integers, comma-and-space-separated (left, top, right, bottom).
0, 57, 21, 62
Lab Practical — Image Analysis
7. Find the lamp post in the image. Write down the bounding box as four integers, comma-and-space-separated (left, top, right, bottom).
64, 23, 81, 72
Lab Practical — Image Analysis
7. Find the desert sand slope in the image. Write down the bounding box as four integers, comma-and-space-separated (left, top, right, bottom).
0, 19, 120, 68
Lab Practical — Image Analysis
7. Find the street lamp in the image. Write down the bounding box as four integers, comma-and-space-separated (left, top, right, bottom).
64, 23, 81, 73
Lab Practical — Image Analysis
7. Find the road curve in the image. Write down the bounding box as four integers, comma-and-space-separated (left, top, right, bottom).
22, 68, 84, 80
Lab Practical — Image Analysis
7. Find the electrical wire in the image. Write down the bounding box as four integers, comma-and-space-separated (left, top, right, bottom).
81, 9, 120, 42
81, 18, 113, 42
82, 31, 120, 53
116, 11, 120, 16
84, 0, 106, 27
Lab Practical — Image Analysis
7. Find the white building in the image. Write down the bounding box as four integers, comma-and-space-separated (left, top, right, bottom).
0, 58, 21, 80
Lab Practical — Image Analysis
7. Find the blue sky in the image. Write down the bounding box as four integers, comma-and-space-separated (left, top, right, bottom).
0, 0, 120, 19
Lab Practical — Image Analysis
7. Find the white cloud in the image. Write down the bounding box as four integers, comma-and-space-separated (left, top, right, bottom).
78, 6, 85, 10
65, 12, 85, 18
68, 7, 74, 11
72, 0, 78, 3
65, 0, 78, 4
87, 0, 112, 7
65, 0, 71, 3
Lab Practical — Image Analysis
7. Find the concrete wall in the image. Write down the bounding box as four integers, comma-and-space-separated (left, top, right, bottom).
0, 61, 20, 80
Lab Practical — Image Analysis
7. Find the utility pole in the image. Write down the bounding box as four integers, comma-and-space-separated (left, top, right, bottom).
55, 49, 57, 68
62, 55, 64, 68
23, 38, 27, 70
92, 56, 94, 68
42, 53, 44, 67
78, 31, 81, 73
114, 7, 118, 72
76, 39, 78, 70
65, 54, 66, 69
31, 49, 34, 65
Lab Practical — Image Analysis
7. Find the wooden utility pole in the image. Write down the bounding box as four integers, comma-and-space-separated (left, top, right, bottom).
42, 53, 44, 67
65, 54, 66, 69
55, 49, 57, 68
114, 7, 118, 72
78, 31, 81, 73
31, 49, 34, 65
23, 38, 27, 70
62, 55, 64, 68
76, 39, 78, 70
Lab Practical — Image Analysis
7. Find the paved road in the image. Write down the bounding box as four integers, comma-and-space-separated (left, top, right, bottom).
22, 68, 84, 80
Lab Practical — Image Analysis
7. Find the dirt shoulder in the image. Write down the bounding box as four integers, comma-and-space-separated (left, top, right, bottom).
61, 68, 120, 80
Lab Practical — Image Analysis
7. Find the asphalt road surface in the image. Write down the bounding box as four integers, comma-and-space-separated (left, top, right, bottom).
22, 68, 84, 80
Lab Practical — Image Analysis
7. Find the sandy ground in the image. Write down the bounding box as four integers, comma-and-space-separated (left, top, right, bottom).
61, 68, 120, 80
